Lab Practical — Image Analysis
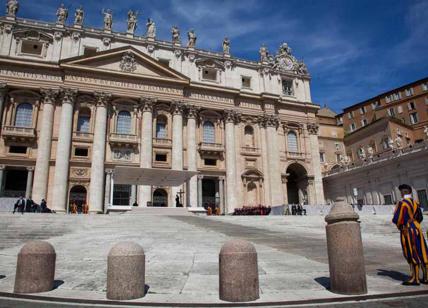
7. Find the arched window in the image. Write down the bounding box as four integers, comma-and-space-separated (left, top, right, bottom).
15, 103, 33, 127
203, 121, 215, 143
156, 115, 167, 139
244, 125, 255, 147
77, 108, 91, 132
116, 111, 132, 134
287, 131, 298, 152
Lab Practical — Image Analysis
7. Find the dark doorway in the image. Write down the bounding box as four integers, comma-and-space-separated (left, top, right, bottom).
4, 168, 27, 197
153, 189, 168, 207
113, 184, 131, 206
286, 163, 308, 205
69, 185, 87, 206
202, 178, 217, 208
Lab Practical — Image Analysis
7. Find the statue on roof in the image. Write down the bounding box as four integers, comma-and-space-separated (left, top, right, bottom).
424, 126, 428, 139
56, 3, 68, 26
222, 37, 230, 55
74, 6, 84, 26
127, 10, 138, 34
295, 61, 308, 75
171, 26, 180, 44
146, 18, 156, 39
278, 42, 292, 56
259, 44, 268, 63
187, 29, 197, 48
102, 9, 113, 31
6, 0, 19, 17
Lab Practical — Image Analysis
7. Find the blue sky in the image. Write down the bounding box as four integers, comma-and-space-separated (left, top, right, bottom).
17, 0, 428, 112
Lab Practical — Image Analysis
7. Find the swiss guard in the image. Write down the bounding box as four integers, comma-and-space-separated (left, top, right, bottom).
392, 184, 428, 285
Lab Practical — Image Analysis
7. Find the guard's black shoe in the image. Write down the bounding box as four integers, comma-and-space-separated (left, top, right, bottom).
402, 280, 420, 286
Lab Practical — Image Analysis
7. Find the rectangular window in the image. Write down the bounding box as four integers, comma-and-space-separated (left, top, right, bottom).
405, 88, 414, 97
156, 123, 167, 139
371, 101, 380, 109
410, 112, 419, 124
9, 146, 27, 154
387, 108, 395, 117
202, 68, 217, 81
350, 123, 356, 132
158, 58, 170, 67
241, 76, 251, 89
417, 189, 428, 209
319, 152, 325, 163
359, 106, 366, 114
407, 102, 416, 110
383, 194, 393, 205
21, 40, 43, 56
113, 184, 131, 206
155, 153, 167, 162
204, 159, 217, 166
282, 79, 294, 96
77, 116, 90, 132
83, 46, 98, 57
361, 119, 368, 126
74, 148, 88, 157
423, 83, 428, 91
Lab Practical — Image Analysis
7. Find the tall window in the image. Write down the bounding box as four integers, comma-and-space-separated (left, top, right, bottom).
77, 108, 91, 132
203, 121, 215, 143
156, 115, 167, 139
15, 103, 33, 127
287, 131, 298, 152
116, 111, 132, 134
282, 79, 294, 96
244, 125, 254, 147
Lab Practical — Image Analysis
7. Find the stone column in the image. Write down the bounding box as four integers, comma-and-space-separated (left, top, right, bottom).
0, 165, 5, 196
219, 176, 225, 214
186, 106, 198, 208
259, 124, 271, 206
224, 110, 238, 213
197, 175, 203, 207
131, 185, 137, 205
307, 123, 325, 205
263, 114, 283, 207
32, 89, 58, 203
0, 83, 7, 128
52, 89, 77, 212
89, 92, 111, 213
138, 98, 155, 207
171, 101, 185, 206
104, 169, 113, 212
25, 167, 34, 199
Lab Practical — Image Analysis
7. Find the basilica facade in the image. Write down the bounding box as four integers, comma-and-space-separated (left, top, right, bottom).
0, 3, 324, 213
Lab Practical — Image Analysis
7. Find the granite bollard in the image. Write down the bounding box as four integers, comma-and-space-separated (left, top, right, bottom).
219, 239, 259, 302
325, 198, 367, 295
107, 241, 145, 300
14, 241, 56, 293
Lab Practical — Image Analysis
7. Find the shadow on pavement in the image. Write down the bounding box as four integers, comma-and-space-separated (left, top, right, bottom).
0, 275, 5, 280
377, 269, 409, 282
314, 276, 330, 290
53, 280, 64, 289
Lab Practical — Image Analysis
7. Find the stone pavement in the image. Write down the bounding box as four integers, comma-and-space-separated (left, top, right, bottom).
0, 212, 427, 306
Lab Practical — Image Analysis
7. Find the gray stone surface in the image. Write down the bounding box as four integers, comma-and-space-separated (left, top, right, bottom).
14, 240, 56, 293
219, 239, 259, 302
0, 212, 427, 304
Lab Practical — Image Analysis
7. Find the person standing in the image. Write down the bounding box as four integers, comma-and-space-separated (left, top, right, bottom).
392, 184, 428, 285
13, 196, 25, 214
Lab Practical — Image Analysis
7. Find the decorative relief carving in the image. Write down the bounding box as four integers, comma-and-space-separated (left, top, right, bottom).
0, 68, 62, 81
119, 51, 137, 73
307, 123, 319, 135
171, 101, 185, 115
40, 88, 59, 104
259, 113, 279, 128
60, 88, 77, 104
71, 31, 81, 41
102, 37, 111, 47
224, 110, 239, 123
71, 167, 89, 178
186, 105, 199, 119
113, 149, 132, 161
94, 92, 112, 106
140, 97, 155, 112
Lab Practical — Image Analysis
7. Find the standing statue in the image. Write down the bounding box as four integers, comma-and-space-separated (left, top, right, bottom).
102, 9, 113, 31
74, 6, 84, 26
127, 10, 138, 34
395, 134, 403, 149
279, 42, 292, 56
222, 37, 230, 55
424, 126, 428, 139
366, 145, 374, 158
388, 137, 395, 150
171, 26, 180, 44
187, 29, 197, 48
6, 0, 19, 17
146, 18, 156, 39
259, 44, 268, 62
56, 3, 68, 25
358, 147, 366, 160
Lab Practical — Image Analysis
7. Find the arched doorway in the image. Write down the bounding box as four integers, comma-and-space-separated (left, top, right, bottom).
153, 189, 168, 207
286, 163, 308, 205
69, 185, 87, 213
241, 169, 264, 206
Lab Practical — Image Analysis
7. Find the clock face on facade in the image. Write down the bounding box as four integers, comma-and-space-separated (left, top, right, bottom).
277, 56, 294, 70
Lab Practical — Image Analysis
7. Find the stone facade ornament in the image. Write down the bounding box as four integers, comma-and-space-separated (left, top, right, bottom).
94, 92, 112, 106
6, 0, 19, 18
307, 123, 319, 135
71, 31, 81, 41
147, 44, 155, 53
187, 29, 196, 48
56, 4, 68, 26
119, 51, 137, 73
127, 10, 138, 35
366, 145, 374, 158
60, 88, 77, 104
424, 126, 428, 139
222, 37, 230, 56
102, 37, 111, 47
186, 105, 199, 119
113, 149, 132, 161
74, 6, 84, 27
54, 31, 63, 41
395, 134, 403, 149
174, 49, 182, 58
146, 18, 156, 39
224, 110, 239, 123
102, 9, 113, 32
259, 44, 268, 63
171, 26, 180, 45
140, 97, 155, 112
171, 101, 185, 115
358, 147, 366, 160
388, 137, 395, 150
259, 113, 279, 128
40, 89, 59, 104
224, 60, 233, 70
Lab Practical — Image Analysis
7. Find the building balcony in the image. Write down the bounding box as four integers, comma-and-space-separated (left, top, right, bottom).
153, 138, 172, 148
286, 151, 305, 160
109, 133, 139, 148
241, 146, 261, 156
73, 131, 93, 142
2, 126, 36, 143
198, 142, 225, 156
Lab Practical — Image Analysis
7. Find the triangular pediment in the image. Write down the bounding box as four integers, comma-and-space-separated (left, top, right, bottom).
60, 46, 189, 84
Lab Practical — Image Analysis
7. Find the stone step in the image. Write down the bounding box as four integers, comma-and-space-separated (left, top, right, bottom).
127, 207, 193, 216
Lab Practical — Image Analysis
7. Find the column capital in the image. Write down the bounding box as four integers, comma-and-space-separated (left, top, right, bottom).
60, 88, 78, 105
0, 82, 7, 95
40, 88, 59, 104
26, 166, 35, 172
186, 105, 199, 119
219, 176, 226, 181
105, 168, 114, 174
94, 92, 112, 107
197, 175, 204, 180
259, 113, 279, 128
0, 165, 5, 170
223, 109, 239, 124
140, 97, 156, 113
171, 101, 185, 115
306, 123, 319, 135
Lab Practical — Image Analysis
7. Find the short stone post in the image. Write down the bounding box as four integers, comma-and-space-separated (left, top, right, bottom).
325, 198, 367, 295
14, 241, 56, 293
219, 239, 259, 302
107, 242, 145, 300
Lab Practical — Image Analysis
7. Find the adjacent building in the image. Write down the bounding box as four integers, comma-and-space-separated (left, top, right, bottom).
0, 3, 325, 213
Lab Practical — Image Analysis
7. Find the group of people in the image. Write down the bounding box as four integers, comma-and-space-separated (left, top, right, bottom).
13, 197, 53, 214
69, 201, 89, 214
290, 204, 307, 216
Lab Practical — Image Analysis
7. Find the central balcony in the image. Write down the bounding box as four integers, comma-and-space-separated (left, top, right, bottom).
241, 146, 261, 156
2, 126, 36, 143
286, 151, 305, 160
73, 131, 93, 142
199, 142, 225, 156
109, 133, 139, 148
153, 138, 172, 148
